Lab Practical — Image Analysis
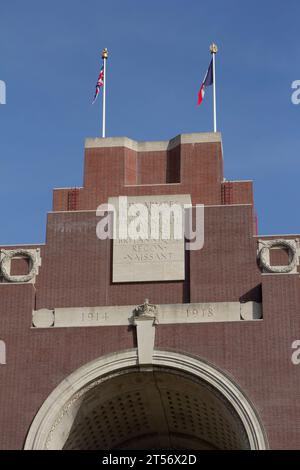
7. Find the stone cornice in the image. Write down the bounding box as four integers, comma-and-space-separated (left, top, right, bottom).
85, 132, 222, 152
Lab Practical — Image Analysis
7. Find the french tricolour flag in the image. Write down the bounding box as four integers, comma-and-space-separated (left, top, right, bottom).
197, 58, 213, 106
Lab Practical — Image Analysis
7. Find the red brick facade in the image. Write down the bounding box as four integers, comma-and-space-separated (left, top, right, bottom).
0, 133, 299, 449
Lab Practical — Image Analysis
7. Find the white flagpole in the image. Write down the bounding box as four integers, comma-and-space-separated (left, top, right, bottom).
102, 48, 108, 138
210, 43, 218, 133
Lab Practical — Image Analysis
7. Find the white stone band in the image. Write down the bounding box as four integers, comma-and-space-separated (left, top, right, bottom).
32, 301, 262, 329
85, 132, 222, 152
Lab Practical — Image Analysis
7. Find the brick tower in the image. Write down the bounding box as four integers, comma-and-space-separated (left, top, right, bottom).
0, 132, 299, 450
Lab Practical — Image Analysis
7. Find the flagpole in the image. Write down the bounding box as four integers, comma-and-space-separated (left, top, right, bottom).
102, 48, 108, 138
210, 43, 218, 132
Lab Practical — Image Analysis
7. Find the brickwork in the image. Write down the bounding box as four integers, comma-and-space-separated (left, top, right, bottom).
0, 134, 299, 449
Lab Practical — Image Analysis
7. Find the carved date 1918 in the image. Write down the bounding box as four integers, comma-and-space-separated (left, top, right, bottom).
186, 305, 214, 319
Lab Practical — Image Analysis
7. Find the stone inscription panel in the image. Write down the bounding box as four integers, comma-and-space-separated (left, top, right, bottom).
32, 302, 262, 328
109, 194, 192, 283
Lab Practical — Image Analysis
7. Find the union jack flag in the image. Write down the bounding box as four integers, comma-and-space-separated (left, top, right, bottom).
92, 65, 104, 104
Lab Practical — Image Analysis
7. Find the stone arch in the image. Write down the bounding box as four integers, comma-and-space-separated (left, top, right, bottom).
24, 349, 268, 450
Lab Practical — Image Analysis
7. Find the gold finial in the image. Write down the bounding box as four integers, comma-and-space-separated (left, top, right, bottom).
210, 43, 218, 54
102, 48, 108, 59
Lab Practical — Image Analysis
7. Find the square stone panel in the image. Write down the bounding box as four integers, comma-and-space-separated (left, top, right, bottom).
109, 194, 191, 283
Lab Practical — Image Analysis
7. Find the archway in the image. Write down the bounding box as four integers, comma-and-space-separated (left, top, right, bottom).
24, 349, 268, 450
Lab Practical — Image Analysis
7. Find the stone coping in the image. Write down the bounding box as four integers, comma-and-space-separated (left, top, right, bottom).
85, 132, 222, 152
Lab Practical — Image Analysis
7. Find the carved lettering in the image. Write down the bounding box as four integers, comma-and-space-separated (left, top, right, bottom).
81, 312, 108, 323
187, 305, 214, 319
110, 195, 191, 283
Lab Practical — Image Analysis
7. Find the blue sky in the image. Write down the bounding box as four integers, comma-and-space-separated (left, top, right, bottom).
0, 0, 300, 244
